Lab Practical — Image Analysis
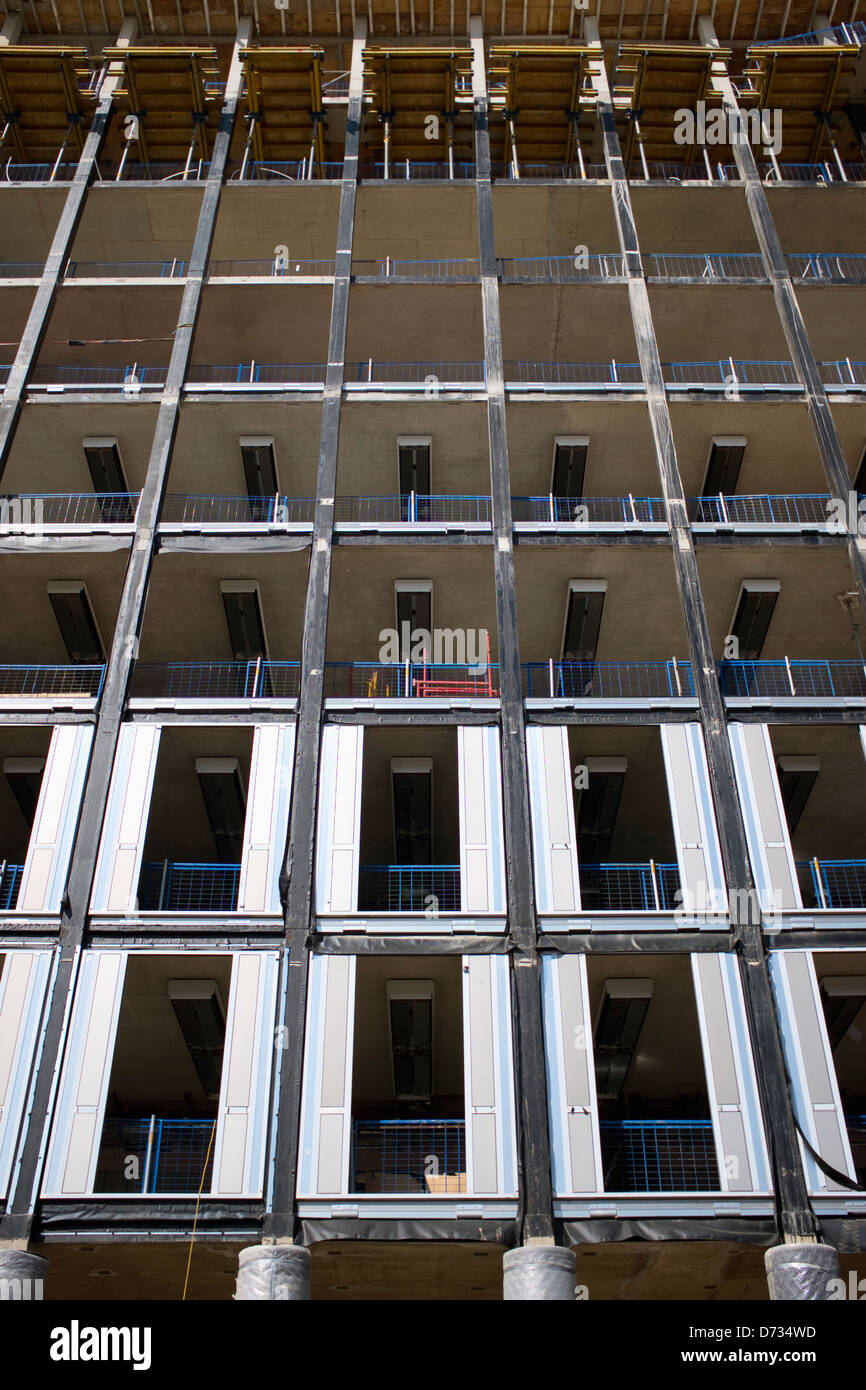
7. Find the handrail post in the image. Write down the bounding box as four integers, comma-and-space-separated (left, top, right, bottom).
549, 492, 555, 524
719, 491, 729, 524
158, 859, 169, 911
548, 657, 555, 698
813, 857, 828, 910
141, 1114, 157, 1193
410, 488, 416, 523
785, 655, 796, 696
253, 654, 262, 697
672, 656, 683, 696
649, 858, 661, 911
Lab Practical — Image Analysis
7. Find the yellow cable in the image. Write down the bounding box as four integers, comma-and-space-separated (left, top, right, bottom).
181, 1119, 217, 1301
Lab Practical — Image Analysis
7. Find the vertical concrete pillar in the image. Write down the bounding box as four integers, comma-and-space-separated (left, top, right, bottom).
765, 1242, 842, 1300
0, 1249, 47, 1298
235, 1244, 311, 1300
503, 1246, 577, 1300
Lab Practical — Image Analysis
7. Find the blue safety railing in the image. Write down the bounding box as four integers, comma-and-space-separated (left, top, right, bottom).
523, 660, 694, 699
347, 360, 485, 385
580, 863, 681, 912
691, 494, 831, 525
229, 159, 345, 181
1, 161, 79, 183
627, 161, 722, 181
719, 659, 866, 698
504, 360, 644, 387
0, 262, 45, 277
600, 1120, 720, 1192
788, 253, 866, 283
130, 661, 301, 699
138, 862, 240, 911
492, 161, 608, 180
752, 19, 866, 46
187, 362, 326, 387
512, 495, 665, 524
498, 253, 624, 281
333, 494, 491, 524
0, 863, 23, 910
646, 251, 767, 280
96, 1118, 215, 1194
160, 495, 315, 525
352, 1120, 466, 1194
0, 493, 139, 526
745, 161, 865, 184
64, 260, 187, 278
0, 664, 105, 698
804, 859, 866, 910
664, 359, 800, 387
208, 256, 336, 277
28, 364, 168, 390
352, 257, 480, 279
359, 160, 476, 180
821, 359, 866, 387
358, 865, 461, 912
102, 161, 212, 182
323, 662, 499, 698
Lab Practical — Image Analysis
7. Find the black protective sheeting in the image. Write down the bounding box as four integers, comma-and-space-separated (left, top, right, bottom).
562, 1218, 778, 1246
819, 1218, 866, 1253
296, 1219, 517, 1246
308, 934, 513, 955
539, 932, 735, 954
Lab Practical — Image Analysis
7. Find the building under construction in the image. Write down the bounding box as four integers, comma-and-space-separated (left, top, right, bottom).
0, 0, 865, 1302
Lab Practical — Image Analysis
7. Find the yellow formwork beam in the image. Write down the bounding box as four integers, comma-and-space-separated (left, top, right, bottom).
0, 47, 91, 163
240, 47, 325, 165
743, 44, 858, 162
103, 46, 220, 164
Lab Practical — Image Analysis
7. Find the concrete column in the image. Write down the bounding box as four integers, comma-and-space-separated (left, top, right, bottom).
0, 14, 23, 44
235, 1244, 311, 1301
765, 1242, 841, 1300
0, 1249, 47, 1299
503, 1246, 577, 1300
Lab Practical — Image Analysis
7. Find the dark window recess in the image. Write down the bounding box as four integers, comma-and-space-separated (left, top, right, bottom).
168, 981, 226, 1100
241, 441, 278, 497
49, 585, 104, 663
393, 769, 433, 865
730, 586, 778, 660
701, 440, 745, 497
552, 441, 587, 498
4, 760, 45, 829
390, 995, 433, 1100
396, 588, 432, 658
83, 441, 133, 522
576, 770, 625, 863
197, 763, 247, 864
776, 764, 818, 834
562, 588, 604, 663
821, 986, 866, 1051
594, 984, 652, 1100
398, 443, 431, 495
221, 586, 267, 661
854, 444, 866, 496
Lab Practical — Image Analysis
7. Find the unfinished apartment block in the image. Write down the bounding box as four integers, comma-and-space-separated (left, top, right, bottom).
1, 0, 866, 1303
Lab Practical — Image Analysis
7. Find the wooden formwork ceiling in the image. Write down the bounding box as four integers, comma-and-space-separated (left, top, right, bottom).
362, 46, 473, 162
239, 46, 326, 162
0, 46, 91, 163
486, 45, 594, 166
102, 45, 221, 161
4, 0, 848, 48
612, 44, 728, 165
742, 42, 860, 162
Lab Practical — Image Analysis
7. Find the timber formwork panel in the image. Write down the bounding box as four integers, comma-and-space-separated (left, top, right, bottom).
742, 44, 859, 162
103, 46, 222, 163
487, 46, 594, 166
239, 47, 326, 164
0, 47, 92, 163
362, 48, 473, 165
612, 44, 728, 165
